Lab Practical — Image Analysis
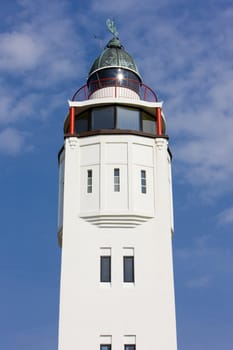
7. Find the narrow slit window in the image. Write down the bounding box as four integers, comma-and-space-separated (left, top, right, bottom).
114, 168, 120, 192
123, 256, 134, 283
100, 345, 111, 350
125, 345, 135, 350
87, 169, 92, 193
141, 170, 146, 194
100, 256, 111, 282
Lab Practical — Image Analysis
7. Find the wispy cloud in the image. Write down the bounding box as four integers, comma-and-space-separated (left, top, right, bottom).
218, 207, 233, 225
0, 31, 44, 71
186, 275, 212, 289
90, 0, 168, 14
6, 324, 57, 350
0, 127, 33, 155
0, 0, 88, 155
175, 230, 233, 288
0, 1, 87, 100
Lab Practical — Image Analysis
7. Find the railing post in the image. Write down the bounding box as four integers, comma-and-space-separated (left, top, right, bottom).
156, 107, 163, 136
69, 107, 75, 135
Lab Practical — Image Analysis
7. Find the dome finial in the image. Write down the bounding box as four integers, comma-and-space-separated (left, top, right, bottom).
106, 18, 119, 38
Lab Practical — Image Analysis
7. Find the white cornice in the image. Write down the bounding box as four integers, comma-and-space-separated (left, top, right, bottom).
68, 98, 163, 109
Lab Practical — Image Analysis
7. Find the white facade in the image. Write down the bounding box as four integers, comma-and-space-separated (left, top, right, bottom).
57, 34, 177, 350
58, 134, 177, 350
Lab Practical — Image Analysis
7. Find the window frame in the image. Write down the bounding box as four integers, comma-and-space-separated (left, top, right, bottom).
100, 256, 111, 283
71, 106, 158, 134
141, 169, 146, 194
75, 110, 89, 133
114, 168, 120, 192
87, 169, 92, 193
142, 111, 156, 134
116, 106, 140, 131
92, 106, 115, 130
100, 345, 111, 350
123, 256, 135, 283
125, 345, 136, 350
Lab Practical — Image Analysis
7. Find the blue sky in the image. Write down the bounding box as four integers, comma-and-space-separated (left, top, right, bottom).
0, 0, 233, 349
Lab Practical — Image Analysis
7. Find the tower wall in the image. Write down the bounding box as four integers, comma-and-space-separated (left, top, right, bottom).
58, 135, 177, 350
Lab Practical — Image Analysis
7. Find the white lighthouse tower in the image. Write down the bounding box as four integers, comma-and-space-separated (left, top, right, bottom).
57, 21, 177, 350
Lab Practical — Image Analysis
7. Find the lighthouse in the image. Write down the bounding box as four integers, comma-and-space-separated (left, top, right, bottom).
57, 21, 177, 350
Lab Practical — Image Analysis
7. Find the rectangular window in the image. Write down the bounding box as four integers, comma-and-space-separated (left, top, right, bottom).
117, 106, 140, 131
100, 256, 111, 282
75, 111, 89, 133
114, 168, 120, 192
125, 345, 135, 350
87, 169, 92, 193
100, 345, 111, 350
123, 256, 134, 283
142, 111, 156, 134
141, 170, 146, 194
92, 106, 115, 130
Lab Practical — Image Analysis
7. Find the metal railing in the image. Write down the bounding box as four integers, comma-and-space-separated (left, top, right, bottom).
71, 77, 158, 102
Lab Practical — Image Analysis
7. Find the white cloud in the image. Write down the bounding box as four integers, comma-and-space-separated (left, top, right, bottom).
90, 0, 168, 14
0, 32, 44, 71
0, 0, 87, 146
0, 94, 13, 123
0, 89, 49, 125
175, 234, 212, 262
186, 275, 212, 288
218, 207, 233, 225
175, 229, 233, 290
0, 127, 33, 155
0, 0, 86, 81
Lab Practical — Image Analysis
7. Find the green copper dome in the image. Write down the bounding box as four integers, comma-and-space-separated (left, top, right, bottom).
88, 37, 141, 80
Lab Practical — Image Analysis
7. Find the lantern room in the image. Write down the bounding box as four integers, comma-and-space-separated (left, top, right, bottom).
65, 33, 166, 137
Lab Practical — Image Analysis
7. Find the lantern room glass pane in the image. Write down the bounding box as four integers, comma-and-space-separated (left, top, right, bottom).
88, 68, 141, 94
92, 107, 115, 130
75, 112, 89, 133
117, 107, 140, 131
142, 112, 155, 134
